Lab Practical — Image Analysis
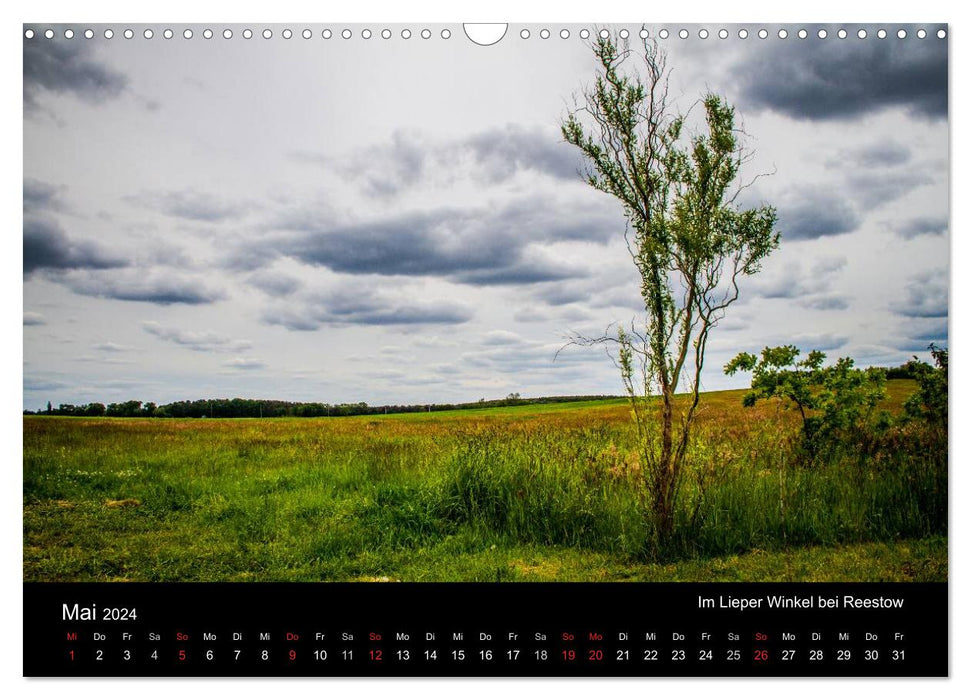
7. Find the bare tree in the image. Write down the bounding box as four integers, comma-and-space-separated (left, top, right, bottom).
561, 32, 779, 545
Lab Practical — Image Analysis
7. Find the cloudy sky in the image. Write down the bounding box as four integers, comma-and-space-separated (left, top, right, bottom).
22, 23, 949, 410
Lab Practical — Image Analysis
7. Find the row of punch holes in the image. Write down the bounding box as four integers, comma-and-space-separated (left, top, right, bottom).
24, 26, 947, 41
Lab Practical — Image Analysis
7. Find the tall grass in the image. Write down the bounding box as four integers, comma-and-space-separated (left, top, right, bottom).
434, 418, 946, 562
22, 383, 947, 581
437, 424, 649, 555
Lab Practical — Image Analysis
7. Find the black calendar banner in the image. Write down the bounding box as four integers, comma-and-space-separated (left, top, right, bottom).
25, 582, 947, 676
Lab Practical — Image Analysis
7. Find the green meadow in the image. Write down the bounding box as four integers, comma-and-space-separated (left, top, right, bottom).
23, 382, 946, 582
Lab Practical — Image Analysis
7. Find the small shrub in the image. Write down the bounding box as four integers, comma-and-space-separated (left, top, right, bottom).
725, 345, 887, 458
904, 344, 948, 428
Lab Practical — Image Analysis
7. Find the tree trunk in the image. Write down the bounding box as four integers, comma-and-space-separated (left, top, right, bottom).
654, 388, 676, 540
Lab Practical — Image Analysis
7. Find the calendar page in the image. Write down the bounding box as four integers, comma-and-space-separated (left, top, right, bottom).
22, 21, 948, 677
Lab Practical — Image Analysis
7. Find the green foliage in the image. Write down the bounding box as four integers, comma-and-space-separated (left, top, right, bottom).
562, 32, 779, 542
885, 363, 919, 380
725, 345, 888, 456
904, 344, 948, 427
40, 402, 107, 417
106, 400, 145, 417
23, 387, 946, 581
25, 394, 621, 418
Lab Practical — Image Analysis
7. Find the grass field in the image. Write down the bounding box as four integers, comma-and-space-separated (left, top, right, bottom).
23, 381, 947, 582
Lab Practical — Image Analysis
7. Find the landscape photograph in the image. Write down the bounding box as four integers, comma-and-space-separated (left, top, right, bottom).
23, 24, 948, 583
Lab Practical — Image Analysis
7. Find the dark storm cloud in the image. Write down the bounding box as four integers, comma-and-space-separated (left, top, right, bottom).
142, 322, 252, 353
261, 289, 473, 331
735, 32, 947, 121
893, 338, 943, 354
532, 285, 585, 307
845, 171, 932, 210
908, 319, 948, 342
886, 316, 948, 355
269, 196, 617, 284
23, 179, 67, 213
294, 125, 580, 197
775, 187, 860, 240
248, 271, 302, 298
66, 273, 225, 305
278, 211, 502, 275
453, 258, 581, 286
280, 209, 503, 275
463, 125, 581, 182
24, 217, 126, 275
125, 190, 249, 222
23, 36, 128, 110
826, 141, 913, 169
800, 295, 850, 311
530, 280, 612, 308
889, 215, 948, 239
525, 273, 640, 310
895, 268, 947, 319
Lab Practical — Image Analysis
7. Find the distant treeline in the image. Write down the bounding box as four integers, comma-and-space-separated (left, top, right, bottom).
23, 362, 923, 418
884, 363, 921, 380
25, 394, 623, 418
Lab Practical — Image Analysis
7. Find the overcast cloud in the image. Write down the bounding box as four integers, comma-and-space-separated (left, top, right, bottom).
23, 36, 128, 110
23, 23, 948, 409
734, 30, 947, 121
